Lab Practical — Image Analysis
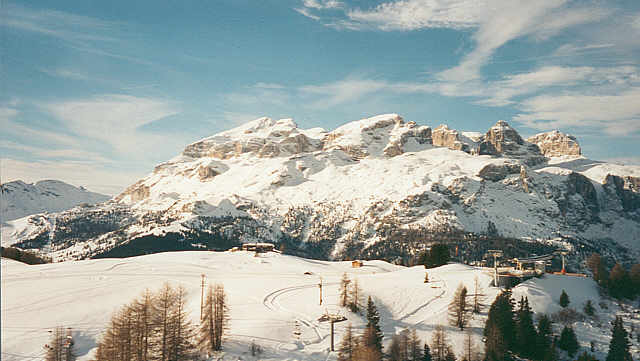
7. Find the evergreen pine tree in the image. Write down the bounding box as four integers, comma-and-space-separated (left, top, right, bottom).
558, 325, 579, 357
483, 290, 515, 361
559, 289, 570, 308
583, 300, 595, 316
535, 314, 554, 361
629, 264, 640, 299
365, 296, 383, 354
606, 316, 633, 361
423, 343, 432, 361
515, 296, 537, 358
444, 346, 457, 361
608, 263, 629, 299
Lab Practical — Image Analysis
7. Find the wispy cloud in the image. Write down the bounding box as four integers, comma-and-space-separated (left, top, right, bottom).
302, 0, 343, 10
0, 107, 19, 121
514, 88, 640, 136
251, 82, 286, 89
296, 0, 610, 81
552, 43, 615, 57
0, 140, 112, 163
42, 94, 180, 156
1, 4, 116, 43
1, 158, 140, 195
477, 65, 639, 107
2, 4, 154, 67
437, 2, 609, 82
300, 79, 390, 107
346, 0, 482, 31
39, 68, 90, 81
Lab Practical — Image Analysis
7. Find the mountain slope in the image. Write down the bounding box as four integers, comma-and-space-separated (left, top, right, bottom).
2, 251, 638, 361
3, 114, 639, 261
1, 180, 110, 223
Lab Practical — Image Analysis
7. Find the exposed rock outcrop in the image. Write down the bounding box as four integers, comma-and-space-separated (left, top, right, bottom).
432, 125, 468, 152
479, 120, 544, 165
603, 174, 640, 212
183, 118, 323, 160
477, 163, 522, 181
116, 182, 151, 203
323, 114, 433, 158
527, 130, 581, 157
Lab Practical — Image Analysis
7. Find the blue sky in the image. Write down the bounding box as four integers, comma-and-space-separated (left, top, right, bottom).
1, 0, 639, 194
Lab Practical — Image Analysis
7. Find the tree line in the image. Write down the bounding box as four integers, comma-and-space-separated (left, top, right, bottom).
586, 253, 640, 300
1, 246, 51, 264
483, 288, 634, 361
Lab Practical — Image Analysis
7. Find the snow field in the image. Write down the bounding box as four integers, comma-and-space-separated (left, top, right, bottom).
2, 251, 639, 360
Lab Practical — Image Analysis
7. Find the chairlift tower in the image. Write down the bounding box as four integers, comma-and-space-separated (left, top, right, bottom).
486, 250, 503, 287
555, 250, 569, 274
318, 311, 347, 352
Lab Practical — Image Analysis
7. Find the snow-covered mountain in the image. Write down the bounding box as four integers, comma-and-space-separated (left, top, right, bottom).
1, 180, 110, 223
3, 114, 639, 262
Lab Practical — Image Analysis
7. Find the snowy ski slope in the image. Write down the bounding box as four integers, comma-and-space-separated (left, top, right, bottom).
2, 251, 638, 360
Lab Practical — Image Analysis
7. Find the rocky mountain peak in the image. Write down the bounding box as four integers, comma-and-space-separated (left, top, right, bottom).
432, 124, 470, 152
182, 117, 324, 160
323, 114, 433, 158
485, 120, 525, 146
527, 130, 581, 157
478, 120, 544, 164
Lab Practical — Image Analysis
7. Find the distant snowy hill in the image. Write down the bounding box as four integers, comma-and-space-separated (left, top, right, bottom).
0, 180, 110, 223
3, 114, 639, 261
1, 251, 638, 361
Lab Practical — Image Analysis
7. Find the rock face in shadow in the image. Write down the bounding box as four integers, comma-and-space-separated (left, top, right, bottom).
477, 163, 522, 181
479, 120, 545, 165
603, 174, 640, 213
527, 130, 581, 157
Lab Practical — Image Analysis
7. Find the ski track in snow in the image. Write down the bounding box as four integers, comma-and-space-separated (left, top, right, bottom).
398, 276, 448, 324
262, 282, 340, 350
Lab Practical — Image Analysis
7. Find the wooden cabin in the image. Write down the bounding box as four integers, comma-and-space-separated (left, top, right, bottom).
241, 242, 275, 253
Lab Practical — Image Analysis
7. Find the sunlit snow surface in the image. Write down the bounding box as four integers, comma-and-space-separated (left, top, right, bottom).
2, 252, 639, 360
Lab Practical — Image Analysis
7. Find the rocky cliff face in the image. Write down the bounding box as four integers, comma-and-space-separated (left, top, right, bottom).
4, 114, 639, 262
478, 120, 545, 165
432, 125, 468, 152
527, 130, 581, 157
